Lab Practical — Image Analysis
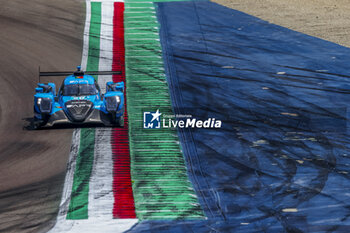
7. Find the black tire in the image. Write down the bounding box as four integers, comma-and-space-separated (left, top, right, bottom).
32, 119, 43, 130
32, 115, 48, 130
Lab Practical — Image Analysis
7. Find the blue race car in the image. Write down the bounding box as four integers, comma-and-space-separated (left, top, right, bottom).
33, 66, 125, 129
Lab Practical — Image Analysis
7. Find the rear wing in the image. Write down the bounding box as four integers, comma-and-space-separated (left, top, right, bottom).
38, 66, 122, 82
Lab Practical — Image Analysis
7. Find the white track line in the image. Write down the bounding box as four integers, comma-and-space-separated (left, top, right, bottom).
48, 1, 91, 231
48, 129, 81, 233
81, 1, 91, 72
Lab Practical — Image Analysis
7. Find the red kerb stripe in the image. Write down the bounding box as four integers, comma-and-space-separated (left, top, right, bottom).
111, 2, 136, 219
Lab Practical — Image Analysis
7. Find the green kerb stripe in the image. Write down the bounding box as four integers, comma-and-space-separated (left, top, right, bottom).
125, 0, 204, 220
86, 2, 101, 74
66, 2, 101, 220
66, 128, 96, 219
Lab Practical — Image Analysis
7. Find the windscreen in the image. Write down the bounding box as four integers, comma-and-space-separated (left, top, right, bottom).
63, 84, 97, 96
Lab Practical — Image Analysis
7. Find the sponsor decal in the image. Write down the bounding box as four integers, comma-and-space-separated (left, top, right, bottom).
71, 96, 87, 100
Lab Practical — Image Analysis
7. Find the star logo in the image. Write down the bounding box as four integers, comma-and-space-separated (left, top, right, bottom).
150, 109, 162, 123
143, 109, 162, 129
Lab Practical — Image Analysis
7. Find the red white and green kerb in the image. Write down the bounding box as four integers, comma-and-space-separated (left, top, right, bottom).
50, 0, 204, 232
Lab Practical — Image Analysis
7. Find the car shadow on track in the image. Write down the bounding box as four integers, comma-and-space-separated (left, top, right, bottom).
22, 117, 107, 131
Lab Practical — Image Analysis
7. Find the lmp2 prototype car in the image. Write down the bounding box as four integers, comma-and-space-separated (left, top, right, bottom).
33, 66, 124, 129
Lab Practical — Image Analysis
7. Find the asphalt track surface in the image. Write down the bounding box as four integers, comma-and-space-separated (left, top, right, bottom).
0, 0, 83, 232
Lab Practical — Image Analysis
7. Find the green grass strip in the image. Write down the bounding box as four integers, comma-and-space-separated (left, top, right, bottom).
125, 0, 204, 220
66, 1, 101, 219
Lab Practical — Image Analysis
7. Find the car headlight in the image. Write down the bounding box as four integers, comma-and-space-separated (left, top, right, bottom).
106, 96, 121, 112
37, 98, 52, 113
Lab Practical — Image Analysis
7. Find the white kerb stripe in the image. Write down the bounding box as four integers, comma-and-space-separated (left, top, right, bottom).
98, 1, 114, 92
87, 1, 114, 219
56, 129, 81, 222
88, 127, 114, 219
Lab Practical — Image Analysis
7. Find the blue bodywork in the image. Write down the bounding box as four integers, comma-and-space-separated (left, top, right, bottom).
33, 74, 124, 128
